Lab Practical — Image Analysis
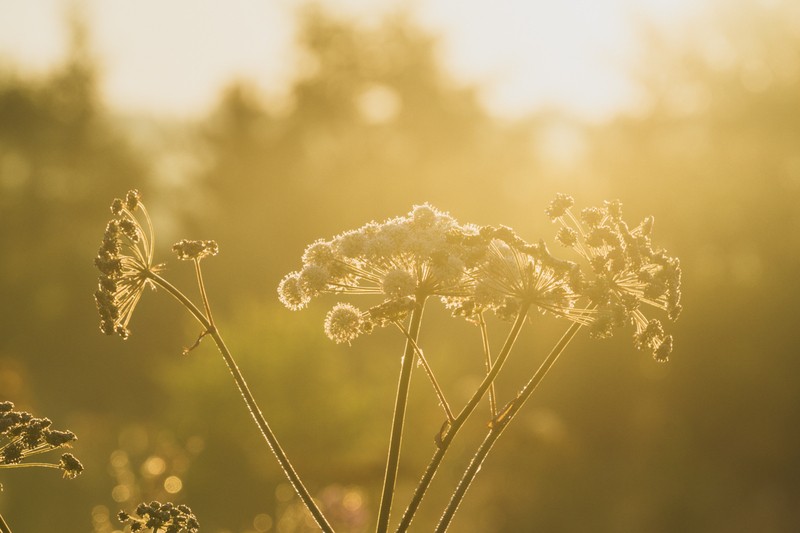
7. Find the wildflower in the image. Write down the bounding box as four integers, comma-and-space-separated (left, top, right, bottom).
94, 190, 162, 339
59, 453, 84, 479
444, 226, 587, 324
324, 303, 366, 344
0, 401, 83, 478
278, 271, 311, 311
172, 239, 219, 261
279, 204, 483, 341
118, 501, 200, 533
545, 194, 682, 361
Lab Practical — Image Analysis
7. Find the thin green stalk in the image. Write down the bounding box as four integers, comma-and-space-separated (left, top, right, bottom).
147, 270, 333, 533
477, 313, 497, 417
0, 513, 11, 533
375, 299, 426, 533
392, 321, 454, 423
396, 307, 529, 532
0, 463, 61, 471
434, 321, 583, 532
193, 258, 214, 322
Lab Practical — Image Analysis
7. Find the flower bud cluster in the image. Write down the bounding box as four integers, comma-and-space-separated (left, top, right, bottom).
94, 190, 161, 339
118, 501, 200, 533
172, 239, 219, 261
0, 401, 83, 479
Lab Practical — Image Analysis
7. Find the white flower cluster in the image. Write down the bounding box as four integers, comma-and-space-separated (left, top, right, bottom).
280, 197, 682, 360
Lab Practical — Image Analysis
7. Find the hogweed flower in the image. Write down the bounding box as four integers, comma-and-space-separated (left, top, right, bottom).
445, 225, 591, 324
279, 204, 483, 343
94, 190, 162, 339
545, 194, 682, 361
118, 501, 200, 533
0, 401, 83, 479
93, 194, 334, 533
172, 239, 219, 261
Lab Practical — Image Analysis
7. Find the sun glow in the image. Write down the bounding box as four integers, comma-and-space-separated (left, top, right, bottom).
0, 0, 696, 119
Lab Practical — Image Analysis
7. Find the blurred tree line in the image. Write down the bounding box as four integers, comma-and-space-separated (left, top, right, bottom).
1, 1, 800, 531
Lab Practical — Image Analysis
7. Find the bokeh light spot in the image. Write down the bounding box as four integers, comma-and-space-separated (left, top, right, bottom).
109, 449, 129, 469
111, 484, 131, 503
342, 489, 363, 512
164, 475, 183, 494
142, 455, 167, 477
254, 513, 274, 532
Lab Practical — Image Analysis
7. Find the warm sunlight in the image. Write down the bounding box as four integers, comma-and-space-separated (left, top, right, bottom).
2, 0, 798, 531
0, 0, 697, 120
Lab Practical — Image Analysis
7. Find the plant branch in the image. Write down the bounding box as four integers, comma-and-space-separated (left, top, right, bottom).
396, 307, 529, 531
0, 462, 62, 471
375, 298, 427, 533
477, 313, 497, 417
392, 321, 454, 423
147, 270, 333, 533
193, 259, 214, 325
0, 513, 12, 533
434, 321, 583, 532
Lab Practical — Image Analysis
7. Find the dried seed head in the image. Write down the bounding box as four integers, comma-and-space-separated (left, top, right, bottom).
95, 191, 160, 339
1, 404, 83, 479
118, 501, 200, 533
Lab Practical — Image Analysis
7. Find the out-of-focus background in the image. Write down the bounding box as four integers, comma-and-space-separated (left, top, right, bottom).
1, 0, 799, 531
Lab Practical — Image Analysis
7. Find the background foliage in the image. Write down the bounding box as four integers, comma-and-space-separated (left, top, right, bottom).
1, 2, 799, 531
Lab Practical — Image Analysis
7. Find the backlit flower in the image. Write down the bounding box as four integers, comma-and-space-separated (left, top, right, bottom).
94, 190, 162, 339
279, 204, 483, 341
546, 194, 682, 361
118, 501, 200, 533
0, 401, 83, 479
445, 225, 588, 324
172, 239, 219, 261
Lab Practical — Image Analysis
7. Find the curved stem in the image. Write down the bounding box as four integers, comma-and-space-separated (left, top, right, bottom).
0, 513, 12, 533
396, 307, 529, 532
435, 321, 583, 532
375, 299, 426, 533
147, 271, 333, 533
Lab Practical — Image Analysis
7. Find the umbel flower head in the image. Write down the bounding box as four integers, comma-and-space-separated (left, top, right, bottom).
172, 239, 219, 261
279, 204, 484, 343
545, 194, 682, 361
445, 225, 590, 324
94, 190, 162, 339
0, 401, 84, 479
118, 501, 200, 533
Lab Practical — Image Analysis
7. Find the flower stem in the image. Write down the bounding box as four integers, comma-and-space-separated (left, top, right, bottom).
375, 299, 426, 533
434, 321, 583, 532
0, 462, 61, 471
477, 313, 497, 417
193, 258, 214, 323
0, 513, 12, 533
392, 321, 454, 422
147, 271, 333, 533
395, 307, 529, 532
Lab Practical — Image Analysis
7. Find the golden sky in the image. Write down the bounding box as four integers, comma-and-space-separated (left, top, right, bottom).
0, 0, 699, 120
